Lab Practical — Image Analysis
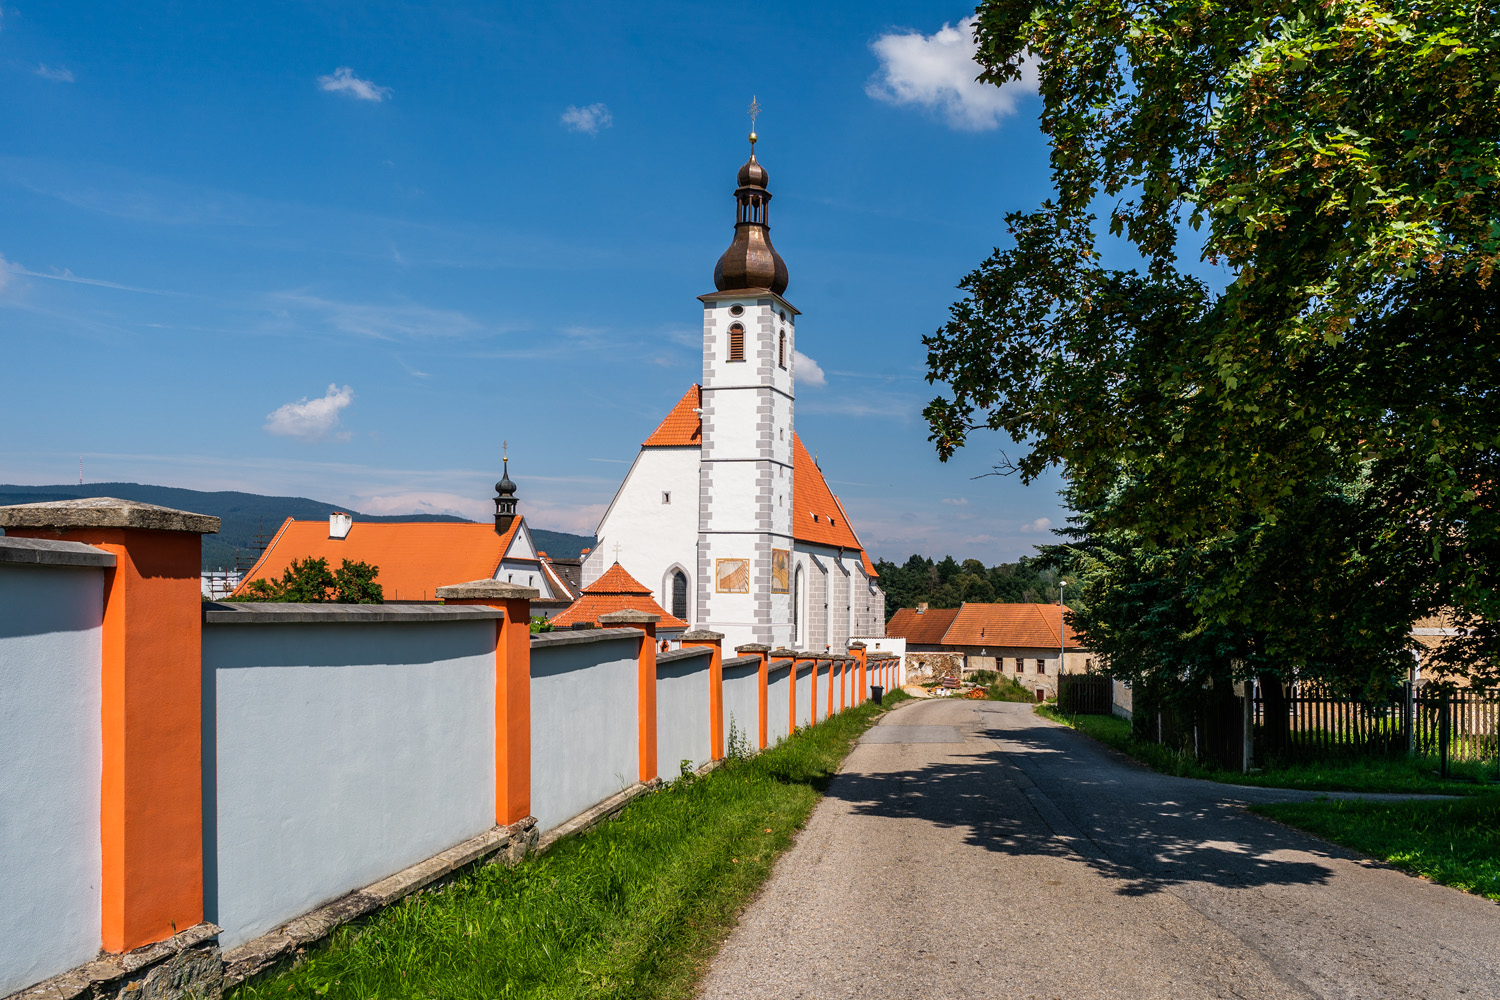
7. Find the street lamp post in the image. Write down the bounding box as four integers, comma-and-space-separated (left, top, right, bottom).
1058, 580, 1067, 678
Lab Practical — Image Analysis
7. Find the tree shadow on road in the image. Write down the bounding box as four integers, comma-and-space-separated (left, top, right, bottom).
824, 712, 1344, 898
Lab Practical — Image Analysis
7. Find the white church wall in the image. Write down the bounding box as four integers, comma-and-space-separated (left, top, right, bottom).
495, 560, 548, 596
586, 447, 701, 619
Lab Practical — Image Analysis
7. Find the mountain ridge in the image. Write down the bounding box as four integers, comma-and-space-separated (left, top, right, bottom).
0, 483, 595, 568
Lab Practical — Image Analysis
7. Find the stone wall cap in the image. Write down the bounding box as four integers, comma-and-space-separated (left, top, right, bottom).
735, 643, 771, 653
0, 496, 221, 534
681, 629, 725, 641
847, 641, 868, 649
0, 535, 117, 569
436, 579, 540, 601
770, 647, 798, 658
723, 654, 761, 670
658, 645, 712, 666
599, 609, 662, 624
204, 602, 504, 624
531, 627, 644, 648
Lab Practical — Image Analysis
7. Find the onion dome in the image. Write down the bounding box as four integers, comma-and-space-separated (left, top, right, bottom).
714, 133, 789, 295
494, 456, 518, 533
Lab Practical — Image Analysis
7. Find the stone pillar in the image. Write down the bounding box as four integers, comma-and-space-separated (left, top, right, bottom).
848, 641, 867, 706
437, 580, 539, 828
682, 629, 725, 759
601, 610, 661, 782
736, 643, 771, 749
773, 648, 798, 734
0, 498, 220, 953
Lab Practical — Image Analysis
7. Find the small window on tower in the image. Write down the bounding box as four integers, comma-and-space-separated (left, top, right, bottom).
779, 331, 786, 369
662, 491, 671, 504
729, 324, 745, 362
729, 304, 744, 317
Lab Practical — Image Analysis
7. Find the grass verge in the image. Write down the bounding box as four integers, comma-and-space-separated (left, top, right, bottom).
232, 690, 911, 1000
1252, 795, 1500, 901
1035, 706, 1494, 796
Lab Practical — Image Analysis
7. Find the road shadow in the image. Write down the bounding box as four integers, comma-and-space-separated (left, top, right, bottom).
825, 709, 1341, 898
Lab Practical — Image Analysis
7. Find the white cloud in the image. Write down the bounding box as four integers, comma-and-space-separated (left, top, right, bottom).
941, 497, 969, 507
867, 16, 1038, 130
317, 67, 391, 102
264, 384, 355, 441
271, 293, 480, 340
36, 64, 74, 82
794, 349, 826, 387
1020, 516, 1053, 533
561, 103, 613, 135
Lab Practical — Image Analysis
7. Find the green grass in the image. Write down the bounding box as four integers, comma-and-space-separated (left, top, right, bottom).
232, 690, 911, 1000
1035, 706, 1497, 796
1253, 794, 1500, 900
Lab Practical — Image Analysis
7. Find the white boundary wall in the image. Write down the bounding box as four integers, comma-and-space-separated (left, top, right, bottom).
722, 657, 760, 753
766, 660, 792, 745
530, 631, 641, 832
656, 648, 713, 777
796, 662, 813, 728
0, 563, 105, 996
204, 618, 498, 949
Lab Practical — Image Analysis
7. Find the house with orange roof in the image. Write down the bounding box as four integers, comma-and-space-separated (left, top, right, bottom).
885, 601, 1095, 699
233, 460, 578, 609
579, 136, 884, 651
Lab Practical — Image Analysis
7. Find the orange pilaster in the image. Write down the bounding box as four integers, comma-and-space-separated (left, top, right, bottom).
637, 622, 659, 781
439, 588, 534, 826
737, 646, 770, 750
9, 525, 206, 953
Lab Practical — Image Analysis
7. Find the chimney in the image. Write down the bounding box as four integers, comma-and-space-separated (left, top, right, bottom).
329, 512, 352, 539
916, 602, 928, 614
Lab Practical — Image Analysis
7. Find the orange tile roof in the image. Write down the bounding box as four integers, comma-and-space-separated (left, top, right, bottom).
234, 517, 521, 602
643, 385, 702, 447
792, 434, 863, 550
885, 606, 961, 644
552, 561, 689, 629
941, 603, 1081, 649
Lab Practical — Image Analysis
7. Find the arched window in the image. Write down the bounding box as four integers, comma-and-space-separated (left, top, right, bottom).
778, 331, 786, 369
671, 570, 688, 621
729, 324, 745, 362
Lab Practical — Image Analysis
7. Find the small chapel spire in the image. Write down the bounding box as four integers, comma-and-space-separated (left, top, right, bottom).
494, 442, 519, 534
713, 98, 789, 296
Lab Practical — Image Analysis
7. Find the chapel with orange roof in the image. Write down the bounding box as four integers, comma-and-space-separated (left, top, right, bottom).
582, 130, 885, 651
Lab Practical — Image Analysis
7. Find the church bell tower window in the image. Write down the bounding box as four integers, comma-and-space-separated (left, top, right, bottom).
729, 324, 745, 362
778, 331, 786, 369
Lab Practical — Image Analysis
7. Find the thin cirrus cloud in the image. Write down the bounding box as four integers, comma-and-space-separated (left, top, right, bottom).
36, 64, 75, 82
866, 16, 1038, 131
264, 384, 355, 442
793, 349, 827, 387
317, 67, 391, 102
560, 103, 613, 135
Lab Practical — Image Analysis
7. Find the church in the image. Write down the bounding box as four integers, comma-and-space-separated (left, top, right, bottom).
582, 130, 886, 652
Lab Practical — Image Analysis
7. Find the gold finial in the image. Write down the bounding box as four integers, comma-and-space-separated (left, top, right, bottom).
747, 95, 761, 149
503, 439, 508, 462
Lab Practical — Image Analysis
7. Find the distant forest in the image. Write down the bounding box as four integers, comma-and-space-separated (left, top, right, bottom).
872, 555, 1061, 621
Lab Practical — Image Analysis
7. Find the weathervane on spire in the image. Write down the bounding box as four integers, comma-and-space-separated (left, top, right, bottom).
747, 95, 761, 151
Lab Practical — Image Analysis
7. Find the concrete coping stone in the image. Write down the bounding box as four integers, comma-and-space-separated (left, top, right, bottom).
0, 535, 117, 569
735, 643, 771, 653
531, 627, 644, 648
847, 641, 868, 649
768, 657, 794, 671
680, 628, 725, 641
599, 609, 661, 624
658, 646, 712, 666
436, 579, 540, 601
723, 654, 760, 670
770, 648, 798, 658
203, 602, 504, 624
0, 496, 221, 534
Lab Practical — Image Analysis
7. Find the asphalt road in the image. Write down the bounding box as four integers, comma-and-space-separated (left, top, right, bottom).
697, 697, 1500, 1000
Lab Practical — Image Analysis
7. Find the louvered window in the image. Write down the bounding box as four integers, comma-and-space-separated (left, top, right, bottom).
729, 324, 745, 362
778, 331, 786, 368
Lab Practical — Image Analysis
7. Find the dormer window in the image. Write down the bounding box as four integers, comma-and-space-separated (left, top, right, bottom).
811, 513, 819, 522
729, 324, 745, 362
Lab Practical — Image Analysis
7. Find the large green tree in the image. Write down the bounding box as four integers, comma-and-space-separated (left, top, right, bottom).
239, 557, 385, 604
926, 1, 1500, 679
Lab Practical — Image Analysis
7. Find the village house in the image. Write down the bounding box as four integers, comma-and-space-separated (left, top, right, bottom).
885, 601, 1093, 700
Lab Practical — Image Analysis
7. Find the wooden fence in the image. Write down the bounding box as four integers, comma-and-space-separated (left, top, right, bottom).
1058, 674, 1113, 716
1253, 684, 1500, 763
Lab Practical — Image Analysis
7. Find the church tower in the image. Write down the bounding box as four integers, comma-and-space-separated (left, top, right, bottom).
695, 122, 798, 649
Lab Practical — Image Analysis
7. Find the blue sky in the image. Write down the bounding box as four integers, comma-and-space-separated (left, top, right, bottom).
1, 1, 1071, 563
